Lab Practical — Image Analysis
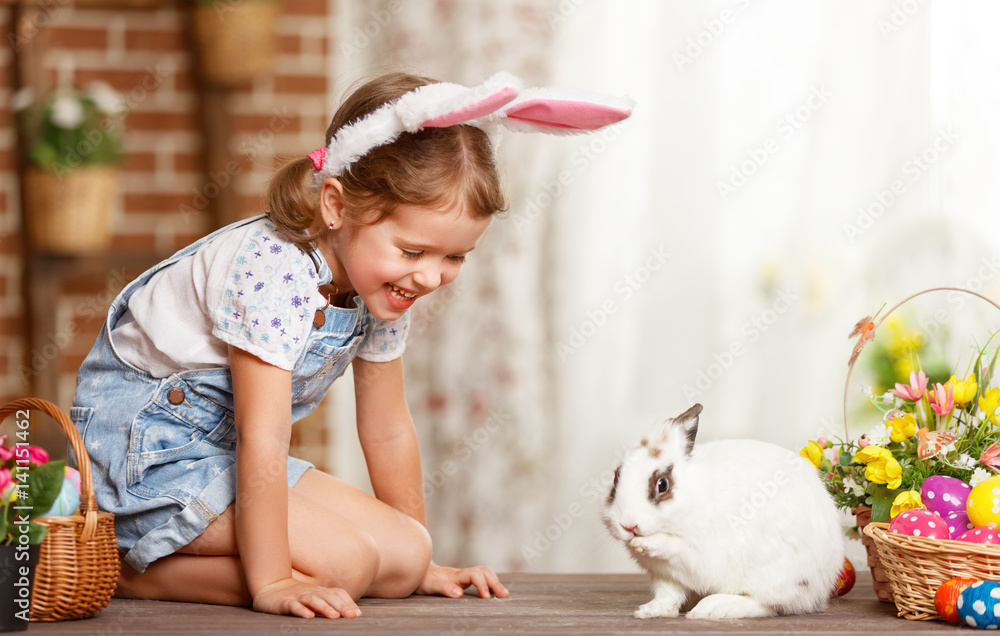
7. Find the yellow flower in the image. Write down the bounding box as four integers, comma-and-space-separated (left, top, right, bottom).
854, 445, 902, 489
800, 441, 823, 468
890, 490, 924, 519
887, 413, 917, 443
947, 373, 978, 405
865, 454, 903, 490
853, 445, 889, 465
981, 387, 1000, 424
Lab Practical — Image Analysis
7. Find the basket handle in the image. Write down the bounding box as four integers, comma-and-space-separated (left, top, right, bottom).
0, 398, 99, 543
843, 286, 1000, 441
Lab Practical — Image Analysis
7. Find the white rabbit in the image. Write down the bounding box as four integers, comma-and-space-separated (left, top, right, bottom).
602, 404, 845, 620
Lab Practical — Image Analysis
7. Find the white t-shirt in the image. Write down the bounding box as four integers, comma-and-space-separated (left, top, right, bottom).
112, 217, 409, 378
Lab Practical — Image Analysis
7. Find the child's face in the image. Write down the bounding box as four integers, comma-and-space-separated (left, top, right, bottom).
333, 202, 491, 321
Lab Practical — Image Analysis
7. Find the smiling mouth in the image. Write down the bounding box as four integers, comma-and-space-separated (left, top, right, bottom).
388, 283, 417, 300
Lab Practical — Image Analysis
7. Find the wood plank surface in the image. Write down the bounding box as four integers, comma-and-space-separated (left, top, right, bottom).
24, 572, 962, 635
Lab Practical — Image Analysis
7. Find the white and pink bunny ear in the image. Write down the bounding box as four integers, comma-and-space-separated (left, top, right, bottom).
313, 72, 634, 183
317, 72, 521, 180
489, 87, 635, 136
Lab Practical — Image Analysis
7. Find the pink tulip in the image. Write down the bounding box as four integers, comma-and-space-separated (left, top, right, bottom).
0, 466, 10, 494
982, 442, 1000, 473
929, 382, 955, 417
891, 370, 929, 401
26, 445, 49, 466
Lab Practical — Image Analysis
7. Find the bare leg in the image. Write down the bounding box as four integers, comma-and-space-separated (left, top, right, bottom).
116, 555, 321, 606
118, 469, 431, 605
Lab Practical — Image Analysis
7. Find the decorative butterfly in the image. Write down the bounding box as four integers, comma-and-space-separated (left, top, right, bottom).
848, 303, 886, 366
916, 427, 956, 460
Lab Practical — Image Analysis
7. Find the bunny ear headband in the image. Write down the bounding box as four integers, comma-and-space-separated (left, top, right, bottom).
310, 71, 635, 182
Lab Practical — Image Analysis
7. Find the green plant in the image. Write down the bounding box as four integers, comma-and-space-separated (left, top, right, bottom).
13, 82, 126, 177
1, 436, 64, 545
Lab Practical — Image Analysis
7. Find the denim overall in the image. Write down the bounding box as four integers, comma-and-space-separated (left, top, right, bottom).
71, 215, 369, 572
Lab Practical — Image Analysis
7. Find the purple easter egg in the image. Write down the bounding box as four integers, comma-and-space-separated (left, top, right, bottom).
944, 510, 975, 539
921, 476, 972, 517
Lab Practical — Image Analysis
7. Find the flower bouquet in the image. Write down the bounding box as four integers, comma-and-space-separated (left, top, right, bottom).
804, 354, 1000, 525
13, 82, 126, 254
803, 288, 1000, 616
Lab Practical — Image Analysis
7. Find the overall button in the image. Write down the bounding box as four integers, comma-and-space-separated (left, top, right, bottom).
313, 309, 326, 328
167, 388, 185, 405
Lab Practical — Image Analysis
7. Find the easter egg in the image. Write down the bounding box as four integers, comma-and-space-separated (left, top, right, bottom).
39, 466, 81, 517
889, 509, 950, 539
922, 475, 972, 517
967, 476, 1000, 529
945, 510, 976, 539
957, 580, 1000, 629
957, 527, 1000, 545
830, 557, 855, 598
937, 577, 979, 624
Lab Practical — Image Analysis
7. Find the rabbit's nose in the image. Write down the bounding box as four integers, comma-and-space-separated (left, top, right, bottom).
621, 523, 638, 536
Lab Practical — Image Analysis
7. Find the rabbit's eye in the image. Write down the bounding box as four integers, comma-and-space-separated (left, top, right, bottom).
648, 465, 674, 503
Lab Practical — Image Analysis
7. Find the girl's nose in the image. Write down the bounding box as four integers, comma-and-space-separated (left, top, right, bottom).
413, 263, 442, 290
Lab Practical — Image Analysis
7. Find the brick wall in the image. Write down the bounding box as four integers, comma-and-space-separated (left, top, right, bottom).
0, 0, 331, 460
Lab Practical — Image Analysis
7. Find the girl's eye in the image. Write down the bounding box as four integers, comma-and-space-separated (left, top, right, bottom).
401, 250, 423, 260
447, 254, 467, 264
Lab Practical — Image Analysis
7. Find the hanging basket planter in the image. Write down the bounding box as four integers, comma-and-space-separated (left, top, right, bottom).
191, 0, 281, 85
23, 167, 119, 256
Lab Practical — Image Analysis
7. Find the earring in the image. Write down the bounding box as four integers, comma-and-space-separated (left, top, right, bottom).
328, 221, 335, 231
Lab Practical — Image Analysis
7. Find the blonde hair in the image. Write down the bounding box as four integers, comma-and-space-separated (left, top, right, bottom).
267, 72, 508, 251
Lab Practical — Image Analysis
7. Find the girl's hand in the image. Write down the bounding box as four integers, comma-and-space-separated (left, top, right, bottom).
252, 577, 362, 619
416, 562, 509, 599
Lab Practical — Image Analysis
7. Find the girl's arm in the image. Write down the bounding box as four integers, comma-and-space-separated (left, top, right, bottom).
230, 345, 360, 618
352, 356, 508, 599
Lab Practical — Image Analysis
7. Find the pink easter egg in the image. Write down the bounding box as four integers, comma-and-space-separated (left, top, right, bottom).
956, 527, 1000, 545
944, 510, 975, 539
889, 509, 950, 539
921, 476, 973, 517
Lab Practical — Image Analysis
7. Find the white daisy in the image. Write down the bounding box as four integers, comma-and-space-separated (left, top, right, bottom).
87, 81, 124, 116
50, 94, 84, 129
971, 467, 992, 488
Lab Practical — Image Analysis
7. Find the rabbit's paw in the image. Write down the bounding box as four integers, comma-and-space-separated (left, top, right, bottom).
634, 598, 681, 619
629, 534, 682, 559
686, 594, 775, 620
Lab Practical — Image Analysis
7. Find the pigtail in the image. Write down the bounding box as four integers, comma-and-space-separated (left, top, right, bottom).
266, 156, 324, 251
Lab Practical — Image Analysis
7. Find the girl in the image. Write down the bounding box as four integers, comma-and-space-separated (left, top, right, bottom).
71, 71, 632, 619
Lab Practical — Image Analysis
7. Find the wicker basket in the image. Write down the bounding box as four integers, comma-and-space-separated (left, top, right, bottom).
23, 167, 118, 255
843, 287, 1000, 620
191, 0, 280, 85
1, 398, 119, 621
863, 522, 1000, 620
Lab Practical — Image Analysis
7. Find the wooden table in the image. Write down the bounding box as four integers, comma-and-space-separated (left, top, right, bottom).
25, 572, 960, 635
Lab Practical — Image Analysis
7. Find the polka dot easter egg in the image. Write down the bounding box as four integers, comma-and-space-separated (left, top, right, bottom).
945, 510, 976, 539
888, 509, 950, 539
957, 580, 1000, 629
921, 475, 972, 517
967, 476, 1000, 529
39, 466, 81, 517
957, 527, 1000, 545
937, 577, 979, 624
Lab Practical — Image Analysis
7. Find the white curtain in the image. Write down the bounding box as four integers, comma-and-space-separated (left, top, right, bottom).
325, 0, 1000, 573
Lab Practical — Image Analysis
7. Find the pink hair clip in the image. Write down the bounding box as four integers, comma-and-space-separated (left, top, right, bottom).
307, 147, 327, 171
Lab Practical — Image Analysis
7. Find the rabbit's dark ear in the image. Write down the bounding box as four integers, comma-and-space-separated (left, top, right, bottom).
672, 404, 702, 456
